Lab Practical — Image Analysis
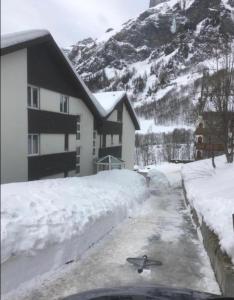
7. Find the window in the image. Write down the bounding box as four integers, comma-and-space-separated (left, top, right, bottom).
93, 131, 97, 156
28, 134, 39, 155
111, 135, 114, 145
28, 86, 39, 108
117, 108, 123, 122
65, 134, 69, 151
60, 95, 69, 113
119, 134, 122, 144
76, 146, 80, 156
76, 146, 81, 174
76, 115, 81, 140
198, 136, 203, 144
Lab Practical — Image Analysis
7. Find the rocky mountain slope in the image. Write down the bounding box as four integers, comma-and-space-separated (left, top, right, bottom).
65, 0, 234, 162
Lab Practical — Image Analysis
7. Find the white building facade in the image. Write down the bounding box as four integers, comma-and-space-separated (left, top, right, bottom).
1, 30, 140, 184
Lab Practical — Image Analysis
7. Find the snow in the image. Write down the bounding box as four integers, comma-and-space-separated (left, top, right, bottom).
1, 170, 148, 294
1, 30, 50, 49
93, 91, 126, 116
139, 118, 194, 134
182, 156, 234, 264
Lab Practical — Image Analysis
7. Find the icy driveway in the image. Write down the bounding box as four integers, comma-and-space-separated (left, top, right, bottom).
7, 167, 220, 299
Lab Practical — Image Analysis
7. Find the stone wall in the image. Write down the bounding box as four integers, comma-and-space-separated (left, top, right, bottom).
182, 180, 234, 297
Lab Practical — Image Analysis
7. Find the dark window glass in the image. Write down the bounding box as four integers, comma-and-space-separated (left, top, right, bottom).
60, 95, 69, 113
93, 148, 95, 155
65, 134, 69, 151
60, 96, 63, 112
76, 147, 80, 155
64, 96, 68, 113
33, 135, 39, 153
102, 135, 106, 148
76, 156, 80, 164
119, 134, 122, 144
27, 86, 31, 107
33, 88, 38, 108
77, 115, 80, 122
28, 134, 39, 155
111, 135, 114, 145
28, 135, 32, 154
76, 132, 80, 140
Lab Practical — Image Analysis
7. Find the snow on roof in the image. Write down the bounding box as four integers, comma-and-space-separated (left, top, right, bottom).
1, 29, 50, 49
94, 91, 126, 116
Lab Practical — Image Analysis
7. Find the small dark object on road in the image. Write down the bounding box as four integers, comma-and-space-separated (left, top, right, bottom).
127, 255, 162, 273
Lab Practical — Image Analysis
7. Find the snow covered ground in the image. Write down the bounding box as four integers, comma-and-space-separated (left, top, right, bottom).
1, 170, 148, 295
138, 119, 194, 135
182, 156, 234, 264
3, 164, 220, 300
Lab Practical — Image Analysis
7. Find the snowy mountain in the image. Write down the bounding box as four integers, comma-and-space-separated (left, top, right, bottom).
65, 0, 234, 162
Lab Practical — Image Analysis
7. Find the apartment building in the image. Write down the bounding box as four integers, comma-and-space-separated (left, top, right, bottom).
0, 30, 140, 184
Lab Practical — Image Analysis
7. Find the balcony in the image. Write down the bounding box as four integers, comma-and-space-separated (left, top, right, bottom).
28, 109, 77, 134
99, 146, 122, 159
28, 151, 76, 180
98, 120, 122, 135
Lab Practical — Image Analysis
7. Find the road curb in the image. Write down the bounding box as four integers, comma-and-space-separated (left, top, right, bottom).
182, 180, 234, 297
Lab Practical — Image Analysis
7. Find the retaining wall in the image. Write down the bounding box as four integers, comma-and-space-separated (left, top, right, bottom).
182, 180, 234, 297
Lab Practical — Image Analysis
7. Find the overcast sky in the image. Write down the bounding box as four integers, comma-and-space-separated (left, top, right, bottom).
2, 0, 149, 47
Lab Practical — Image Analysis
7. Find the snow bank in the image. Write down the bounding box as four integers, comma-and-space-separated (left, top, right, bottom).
1, 170, 147, 294
182, 156, 234, 264
139, 162, 183, 188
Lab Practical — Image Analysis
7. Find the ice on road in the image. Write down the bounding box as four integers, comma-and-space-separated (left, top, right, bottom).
6, 167, 220, 300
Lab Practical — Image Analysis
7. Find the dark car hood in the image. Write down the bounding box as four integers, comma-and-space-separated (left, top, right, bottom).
63, 285, 232, 300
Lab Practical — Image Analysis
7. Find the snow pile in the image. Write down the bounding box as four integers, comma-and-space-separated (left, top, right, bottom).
1, 170, 147, 265
139, 162, 183, 188
182, 156, 234, 264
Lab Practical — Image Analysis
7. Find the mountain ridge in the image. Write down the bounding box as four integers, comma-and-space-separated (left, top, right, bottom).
65, 0, 234, 143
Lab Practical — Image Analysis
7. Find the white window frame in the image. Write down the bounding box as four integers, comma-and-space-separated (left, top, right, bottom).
60, 95, 69, 114
93, 130, 97, 156
28, 85, 40, 109
28, 134, 40, 156
76, 115, 81, 141
76, 146, 81, 174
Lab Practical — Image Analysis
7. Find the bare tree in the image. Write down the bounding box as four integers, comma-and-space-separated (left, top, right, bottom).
199, 48, 234, 163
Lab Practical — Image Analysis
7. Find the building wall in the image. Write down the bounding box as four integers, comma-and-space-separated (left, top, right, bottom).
107, 110, 118, 122
122, 104, 136, 170
69, 96, 94, 176
39, 134, 76, 155
1, 49, 28, 184
31, 87, 94, 177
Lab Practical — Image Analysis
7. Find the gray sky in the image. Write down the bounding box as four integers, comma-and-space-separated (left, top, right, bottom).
2, 0, 149, 47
